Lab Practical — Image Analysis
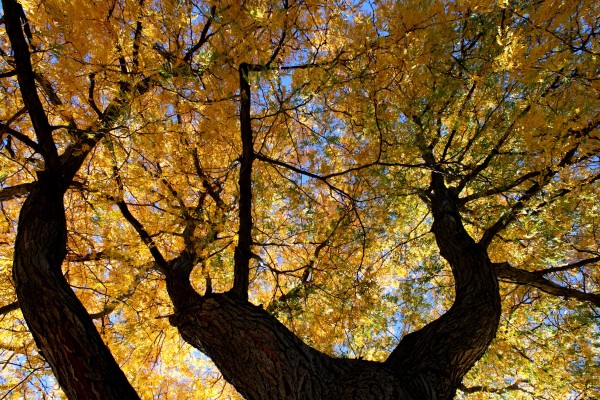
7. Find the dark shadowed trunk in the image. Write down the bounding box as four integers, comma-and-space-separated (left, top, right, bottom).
5, 0, 140, 396
167, 262, 424, 400
164, 172, 502, 400
13, 177, 140, 400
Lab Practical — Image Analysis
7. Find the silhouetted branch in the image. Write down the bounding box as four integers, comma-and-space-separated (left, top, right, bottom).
495, 262, 600, 306
131, 0, 144, 74
184, 5, 216, 62
0, 122, 40, 152
3, 0, 59, 171
534, 256, 600, 276
480, 141, 582, 249
231, 63, 254, 300
458, 380, 533, 395
0, 70, 17, 78
110, 167, 168, 270
0, 183, 36, 202
0, 301, 19, 316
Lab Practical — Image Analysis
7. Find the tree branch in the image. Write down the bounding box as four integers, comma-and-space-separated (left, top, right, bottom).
266, 212, 347, 314
131, 0, 144, 74
457, 170, 541, 206
231, 63, 254, 300
183, 5, 216, 63
479, 141, 581, 249
60, 73, 160, 183
2, 0, 60, 171
0, 121, 41, 152
455, 90, 531, 192
478, 179, 543, 249
255, 152, 420, 202
534, 256, 600, 276
264, 0, 290, 68
34, 72, 63, 107
0, 180, 88, 202
0, 301, 19, 316
0, 182, 36, 202
88, 263, 153, 319
191, 147, 225, 209
111, 161, 168, 270
113, 196, 168, 272
87, 73, 103, 117
495, 262, 600, 306
0, 70, 17, 78
458, 380, 533, 395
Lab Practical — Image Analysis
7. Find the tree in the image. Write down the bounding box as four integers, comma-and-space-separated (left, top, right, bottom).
0, 0, 598, 398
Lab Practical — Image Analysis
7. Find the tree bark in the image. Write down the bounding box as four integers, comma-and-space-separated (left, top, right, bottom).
386, 175, 501, 399
167, 274, 428, 400
165, 174, 502, 400
5, 0, 141, 396
13, 175, 140, 400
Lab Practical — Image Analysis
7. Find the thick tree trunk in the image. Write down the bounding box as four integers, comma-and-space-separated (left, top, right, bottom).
167, 280, 429, 399
386, 177, 502, 399
13, 175, 140, 400
166, 174, 501, 400
5, 0, 143, 396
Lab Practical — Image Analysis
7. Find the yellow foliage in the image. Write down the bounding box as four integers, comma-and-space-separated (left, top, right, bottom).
1, 0, 599, 398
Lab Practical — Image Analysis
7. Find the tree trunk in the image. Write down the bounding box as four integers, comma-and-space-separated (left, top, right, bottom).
13, 175, 140, 400
386, 177, 502, 398
165, 174, 501, 400
167, 288, 429, 399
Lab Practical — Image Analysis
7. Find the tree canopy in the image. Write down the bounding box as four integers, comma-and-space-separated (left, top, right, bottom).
0, 0, 599, 398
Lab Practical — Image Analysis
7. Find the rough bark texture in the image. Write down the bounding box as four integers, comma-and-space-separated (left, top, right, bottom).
13, 177, 140, 400
5, 0, 140, 396
165, 174, 502, 400
167, 278, 428, 400
386, 176, 502, 399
